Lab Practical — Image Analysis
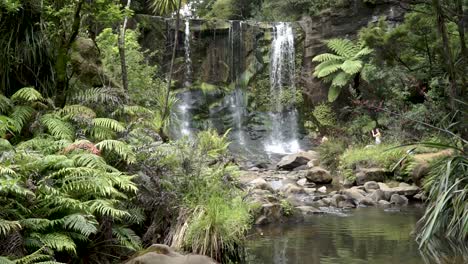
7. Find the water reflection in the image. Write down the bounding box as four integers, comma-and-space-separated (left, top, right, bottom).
246, 207, 466, 264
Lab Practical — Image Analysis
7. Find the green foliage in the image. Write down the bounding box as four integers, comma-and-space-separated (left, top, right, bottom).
317, 139, 346, 170
150, 0, 186, 15
313, 102, 337, 128
280, 200, 294, 216
416, 143, 467, 245
313, 39, 373, 101
339, 144, 411, 173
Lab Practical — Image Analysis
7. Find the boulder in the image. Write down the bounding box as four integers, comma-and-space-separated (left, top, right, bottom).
276, 153, 310, 170
355, 168, 386, 185
249, 178, 273, 192
378, 182, 420, 200
293, 165, 309, 171
255, 203, 282, 225
307, 159, 320, 168
317, 186, 327, 193
343, 189, 365, 203
296, 206, 321, 215
413, 192, 427, 201
338, 199, 356, 208
282, 184, 305, 196
296, 178, 308, 187
321, 197, 332, 206
330, 194, 346, 207
360, 197, 376, 206
390, 194, 408, 206
364, 181, 380, 192
286, 170, 308, 180
378, 200, 391, 207
304, 187, 317, 194
369, 189, 386, 202
125, 244, 216, 264
306, 167, 332, 184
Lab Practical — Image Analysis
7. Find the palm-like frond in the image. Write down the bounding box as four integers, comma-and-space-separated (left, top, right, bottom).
341, 60, 363, 75
326, 38, 359, 58
62, 214, 98, 237
312, 53, 343, 62
30, 233, 76, 253
150, 0, 185, 15
60, 105, 96, 120
0, 94, 12, 114
95, 140, 136, 163
331, 71, 351, 87
86, 199, 130, 218
10, 106, 34, 129
11, 87, 43, 103
112, 226, 141, 251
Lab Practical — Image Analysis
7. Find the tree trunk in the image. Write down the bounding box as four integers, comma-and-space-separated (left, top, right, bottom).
432, 0, 458, 109
161, 0, 183, 125
118, 0, 132, 100
455, 0, 467, 89
54, 0, 83, 108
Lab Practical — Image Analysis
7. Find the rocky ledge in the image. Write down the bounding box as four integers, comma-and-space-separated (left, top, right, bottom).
240, 151, 425, 225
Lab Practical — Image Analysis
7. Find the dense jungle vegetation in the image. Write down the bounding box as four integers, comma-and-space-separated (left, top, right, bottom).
0, 0, 467, 263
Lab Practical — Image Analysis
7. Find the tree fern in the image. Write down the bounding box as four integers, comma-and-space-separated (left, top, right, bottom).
313, 38, 373, 102
86, 199, 130, 218
0, 94, 12, 114
0, 219, 21, 237
59, 105, 96, 120
30, 233, 76, 253
112, 226, 141, 251
69, 88, 120, 105
92, 118, 125, 132
62, 214, 98, 237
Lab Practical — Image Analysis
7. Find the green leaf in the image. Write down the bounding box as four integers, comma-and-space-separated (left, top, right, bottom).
328, 85, 343, 102
316, 63, 342, 78
11, 87, 43, 102
331, 72, 351, 87
312, 53, 343, 62
341, 60, 363, 75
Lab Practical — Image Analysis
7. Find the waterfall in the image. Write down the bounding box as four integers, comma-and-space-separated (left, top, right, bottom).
264, 22, 301, 154
176, 19, 193, 138
226, 21, 246, 146
184, 19, 192, 87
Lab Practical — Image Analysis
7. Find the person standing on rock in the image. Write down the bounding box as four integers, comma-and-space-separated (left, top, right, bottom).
372, 128, 382, 145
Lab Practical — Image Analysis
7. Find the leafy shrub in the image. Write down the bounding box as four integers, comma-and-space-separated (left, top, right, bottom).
317, 138, 346, 170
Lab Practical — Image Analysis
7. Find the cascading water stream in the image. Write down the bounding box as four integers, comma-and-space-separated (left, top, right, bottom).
226, 21, 246, 146
265, 22, 301, 154
176, 19, 193, 138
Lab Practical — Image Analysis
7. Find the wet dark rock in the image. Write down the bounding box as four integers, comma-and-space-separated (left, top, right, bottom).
390, 194, 408, 206
360, 197, 376, 206
369, 189, 386, 202
355, 168, 386, 185
343, 178, 356, 188
364, 181, 380, 192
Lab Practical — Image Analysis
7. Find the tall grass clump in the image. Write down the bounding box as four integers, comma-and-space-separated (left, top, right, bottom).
416, 142, 467, 245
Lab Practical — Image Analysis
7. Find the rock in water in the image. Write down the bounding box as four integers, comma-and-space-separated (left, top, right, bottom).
390, 194, 409, 206
125, 244, 217, 264
318, 186, 327, 193
364, 181, 380, 192
355, 168, 386, 185
306, 167, 332, 184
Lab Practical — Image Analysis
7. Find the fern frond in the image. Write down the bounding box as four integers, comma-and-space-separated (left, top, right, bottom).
86, 199, 130, 218
0, 115, 22, 135
19, 218, 53, 231
0, 219, 21, 236
312, 53, 343, 62
92, 118, 125, 132
60, 105, 96, 120
0, 256, 14, 264
71, 153, 114, 171
95, 140, 136, 163
40, 114, 75, 141
9, 247, 57, 264
341, 60, 363, 75
70, 88, 120, 105
11, 87, 43, 102
0, 138, 13, 151
0, 94, 12, 114
112, 226, 141, 251
331, 71, 352, 87
112, 105, 153, 118
62, 214, 98, 237
88, 126, 116, 141
10, 106, 34, 128
30, 233, 76, 253
326, 38, 358, 58
315, 62, 342, 78
328, 85, 343, 102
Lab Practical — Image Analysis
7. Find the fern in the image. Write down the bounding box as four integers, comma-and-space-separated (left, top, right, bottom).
0, 94, 12, 114
60, 105, 96, 120
112, 226, 141, 251
62, 214, 98, 237
92, 118, 125, 132
0, 219, 21, 236
10, 106, 34, 129
86, 199, 130, 218
312, 53, 343, 62
30, 232, 76, 253
70, 87, 120, 105
10, 87, 43, 102
40, 114, 75, 141
326, 38, 359, 58
96, 140, 136, 163
341, 60, 363, 75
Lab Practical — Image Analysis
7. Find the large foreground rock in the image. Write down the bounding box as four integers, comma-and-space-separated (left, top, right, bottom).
125, 244, 216, 264
378, 182, 420, 200
306, 167, 332, 184
276, 151, 319, 170
355, 168, 386, 185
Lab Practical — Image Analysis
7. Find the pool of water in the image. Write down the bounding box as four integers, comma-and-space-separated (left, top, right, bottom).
245, 206, 460, 264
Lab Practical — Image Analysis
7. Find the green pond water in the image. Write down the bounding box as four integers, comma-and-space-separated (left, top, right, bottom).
245, 206, 465, 264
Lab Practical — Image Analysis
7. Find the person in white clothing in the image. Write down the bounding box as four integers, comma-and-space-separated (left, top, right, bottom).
372, 128, 382, 145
